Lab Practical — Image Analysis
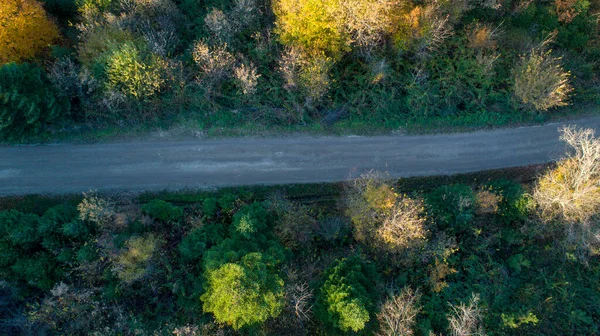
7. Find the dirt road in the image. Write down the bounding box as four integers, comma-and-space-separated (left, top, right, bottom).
2, 117, 599, 196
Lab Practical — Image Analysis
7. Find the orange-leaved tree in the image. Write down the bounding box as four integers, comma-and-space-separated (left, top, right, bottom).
0, 0, 60, 64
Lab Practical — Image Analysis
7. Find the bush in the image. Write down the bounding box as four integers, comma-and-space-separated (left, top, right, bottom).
426, 184, 475, 231
486, 179, 532, 224
513, 37, 572, 111
105, 42, 166, 99
192, 41, 235, 84
0, 0, 61, 63
142, 200, 183, 222
178, 223, 225, 262
114, 234, 161, 283
231, 202, 269, 239
273, 0, 349, 59
315, 255, 379, 332
201, 252, 285, 330
0, 62, 70, 140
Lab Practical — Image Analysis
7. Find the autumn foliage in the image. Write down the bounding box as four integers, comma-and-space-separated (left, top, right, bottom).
0, 0, 60, 64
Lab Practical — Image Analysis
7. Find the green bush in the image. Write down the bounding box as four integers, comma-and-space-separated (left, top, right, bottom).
105, 42, 166, 99
178, 223, 225, 262
142, 200, 184, 222
315, 255, 379, 332
201, 252, 285, 330
231, 202, 269, 239
0, 63, 69, 140
426, 184, 476, 231
487, 179, 532, 225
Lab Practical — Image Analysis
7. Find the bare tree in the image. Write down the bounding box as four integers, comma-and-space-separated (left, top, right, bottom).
288, 282, 314, 322
447, 294, 486, 336
377, 287, 422, 336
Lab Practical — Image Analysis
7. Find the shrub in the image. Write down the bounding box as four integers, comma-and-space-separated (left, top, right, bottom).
393, 2, 452, 56
447, 294, 487, 336
555, 0, 587, 23
77, 26, 135, 69
271, 197, 317, 250
426, 184, 475, 231
105, 42, 166, 99
0, 210, 68, 290
78, 192, 114, 226
513, 37, 572, 111
315, 256, 379, 332
142, 200, 183, 222
192, 41, 235, 84
28, 283, 129, 334
201, 252, 285, 330
486, 179, 531, 224
114, 234, 161, 283
178, 223, 225, 262
376, 287, 421, 336
0, 62, 69, 140
0, 0, 61, 63
233, 63, 260, 96
231, 202, 269, 239
273, 0, 348, 59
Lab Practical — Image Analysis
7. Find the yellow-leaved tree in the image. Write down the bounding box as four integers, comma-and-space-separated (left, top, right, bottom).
0, 0, 60, 64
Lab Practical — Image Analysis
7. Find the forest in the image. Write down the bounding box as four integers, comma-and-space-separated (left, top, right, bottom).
1, 0, 599, 141
1, 126, 600, 335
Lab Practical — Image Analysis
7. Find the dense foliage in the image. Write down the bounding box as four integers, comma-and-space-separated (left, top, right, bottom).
1, 0, 599, 141
0, 0, 60, 64
0, 62, 70, 140
3, 157, 600, 334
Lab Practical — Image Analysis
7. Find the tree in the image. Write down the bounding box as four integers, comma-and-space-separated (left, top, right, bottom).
273, 0, 397, 59
376, 197, 428, 252
513, 35, 572, 112
376, 287, 421, 336
0, 0, 60, 64
201, 252, 285, 330
346, 172, 428, 252
0, 62, 69, 140
315, 256, 379, 332
534, 126, 600, 223
142, 200, 183, 223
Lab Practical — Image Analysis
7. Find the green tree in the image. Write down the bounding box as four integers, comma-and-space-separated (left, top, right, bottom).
0, 62, 69, 140
315, 255, 379, 332
201, 252, 285, 330
142, 200, 183, 222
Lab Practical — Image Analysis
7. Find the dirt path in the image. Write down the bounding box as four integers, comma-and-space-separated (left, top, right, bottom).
2, 117, 599, 196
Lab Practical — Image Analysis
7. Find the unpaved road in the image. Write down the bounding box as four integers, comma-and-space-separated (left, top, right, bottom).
1, 117, 600, 196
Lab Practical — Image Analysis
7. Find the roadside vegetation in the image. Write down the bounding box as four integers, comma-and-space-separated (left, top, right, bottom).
1, 0, 600, 142
1, 127, 600, 334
